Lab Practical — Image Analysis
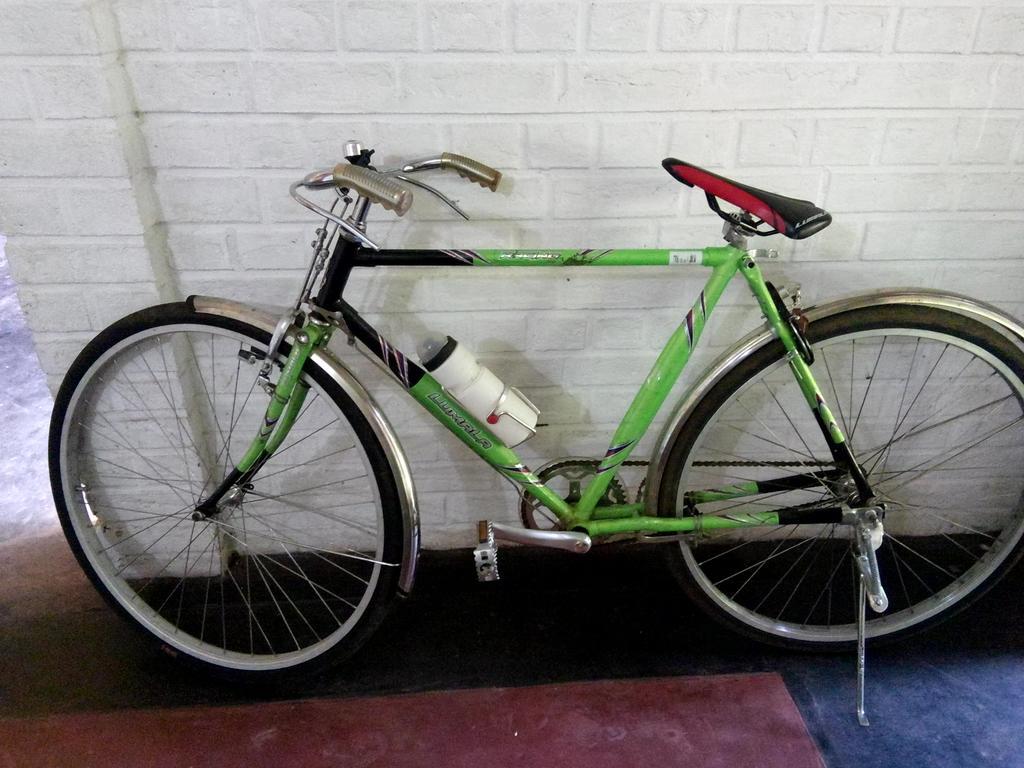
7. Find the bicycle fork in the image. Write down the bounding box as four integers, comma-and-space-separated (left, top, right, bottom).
192, 315, 332, 520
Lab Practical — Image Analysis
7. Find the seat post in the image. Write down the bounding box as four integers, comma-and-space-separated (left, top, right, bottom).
722, 221, 749, 250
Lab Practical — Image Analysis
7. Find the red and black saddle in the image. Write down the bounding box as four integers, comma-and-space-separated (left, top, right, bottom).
662, 159, 831, 240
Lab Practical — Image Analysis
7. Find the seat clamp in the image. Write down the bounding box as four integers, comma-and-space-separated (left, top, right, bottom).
722, 221, 749, 249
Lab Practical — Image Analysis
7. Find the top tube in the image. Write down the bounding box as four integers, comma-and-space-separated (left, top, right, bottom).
355, 246, 742, 268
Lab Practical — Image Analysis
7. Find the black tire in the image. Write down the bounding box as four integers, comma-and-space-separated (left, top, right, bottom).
658, 304, 1024, 650
49, 302, 405, 682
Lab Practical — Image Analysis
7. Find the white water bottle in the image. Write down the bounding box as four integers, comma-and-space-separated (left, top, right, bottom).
417, 335, 539, 447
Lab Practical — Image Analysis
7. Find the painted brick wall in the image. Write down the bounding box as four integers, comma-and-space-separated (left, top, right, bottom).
2, 0, 1023, 546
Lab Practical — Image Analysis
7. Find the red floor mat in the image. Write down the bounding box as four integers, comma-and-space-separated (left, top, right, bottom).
0, 673, 823, 768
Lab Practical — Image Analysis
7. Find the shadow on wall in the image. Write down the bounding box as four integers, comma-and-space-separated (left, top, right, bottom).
0, 236, 59, 542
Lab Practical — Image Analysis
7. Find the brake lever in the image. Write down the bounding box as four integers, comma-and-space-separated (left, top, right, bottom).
289, 180, 381, 249
389, 173, 470, 220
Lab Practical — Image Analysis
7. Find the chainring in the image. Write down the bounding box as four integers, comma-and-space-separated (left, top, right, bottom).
519, 457, 630, 531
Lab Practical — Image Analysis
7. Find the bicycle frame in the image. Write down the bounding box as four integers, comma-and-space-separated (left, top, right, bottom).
211, 242, 867, 538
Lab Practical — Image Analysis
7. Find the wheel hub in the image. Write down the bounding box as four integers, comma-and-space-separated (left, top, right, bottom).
192, 484, 247, 521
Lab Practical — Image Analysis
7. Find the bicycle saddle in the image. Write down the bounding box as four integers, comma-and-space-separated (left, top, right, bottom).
662, 159, 832, 240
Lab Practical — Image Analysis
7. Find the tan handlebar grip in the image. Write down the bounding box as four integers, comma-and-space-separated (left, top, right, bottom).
333, 163, 413, 216
440, 152, 502, 191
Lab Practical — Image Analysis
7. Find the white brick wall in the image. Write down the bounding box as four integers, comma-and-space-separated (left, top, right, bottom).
2, 0, 1023, 548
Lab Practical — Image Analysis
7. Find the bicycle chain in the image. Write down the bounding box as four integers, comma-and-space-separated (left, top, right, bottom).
692, 460, 835, 467
519, 457, 837, 530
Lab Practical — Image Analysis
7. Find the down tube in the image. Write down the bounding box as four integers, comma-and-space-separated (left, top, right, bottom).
575, 252, 742, 519
336, 303, 575, 524
408, 373, 575, 524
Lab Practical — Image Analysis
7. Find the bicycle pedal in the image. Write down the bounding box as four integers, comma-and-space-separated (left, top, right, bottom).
473, 521, 499, 582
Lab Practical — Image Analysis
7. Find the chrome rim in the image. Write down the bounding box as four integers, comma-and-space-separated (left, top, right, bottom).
60, 323, 387, 670
676, 328, 1024, 643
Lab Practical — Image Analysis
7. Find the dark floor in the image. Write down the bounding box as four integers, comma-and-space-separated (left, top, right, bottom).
1, 535, 1022, 768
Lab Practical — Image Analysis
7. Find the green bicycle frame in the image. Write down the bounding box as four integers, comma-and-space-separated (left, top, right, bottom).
208, 244, 862, 537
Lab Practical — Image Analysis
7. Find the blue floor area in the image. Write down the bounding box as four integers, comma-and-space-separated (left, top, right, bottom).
0, 245, 58, 543
3, 544, 1022, 767
783, 644, 1023, 766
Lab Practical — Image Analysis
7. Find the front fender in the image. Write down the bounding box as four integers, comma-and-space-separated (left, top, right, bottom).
644, 288, 1024, 515
187, 295, 421, 595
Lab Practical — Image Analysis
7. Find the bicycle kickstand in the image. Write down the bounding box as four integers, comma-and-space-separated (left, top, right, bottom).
851, 503, 889, 727
856, 574, 869, 727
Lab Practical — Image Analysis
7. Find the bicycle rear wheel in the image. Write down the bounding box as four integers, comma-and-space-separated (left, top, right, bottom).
49, 302, 404, 680
658, 304, 1024, 649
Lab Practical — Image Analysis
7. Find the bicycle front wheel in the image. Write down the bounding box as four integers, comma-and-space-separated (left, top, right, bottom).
659, 304, 1024, 649
49, 302, 404, 680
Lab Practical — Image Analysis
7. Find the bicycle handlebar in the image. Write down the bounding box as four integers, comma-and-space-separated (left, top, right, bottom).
332, 163, 413, 216
400, 153, 502, 191
294, 149, 501, 235
439, 153, 502, 191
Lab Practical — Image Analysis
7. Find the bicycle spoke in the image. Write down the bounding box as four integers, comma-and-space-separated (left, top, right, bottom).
95, 370, 199, 497
149, 342, 202, 498
877, 415, 1024, 496
111, 513, 192, 574
256, 535, 354, 621
801, 542, 850, 627
250, 444, 354, 484
886, 536, 913, 612
231, 531, 362, 611
226, 345, 244, 468
241, 519, 303, 652
224, 559, 274, 656
244, 474, 372, 503
249, 549, 320, 645
775, 523, 835, 621
879, 342, 950, 463
697, 444, 833, 493
77, 414, 195, 488
174, 529, 217, 627
696, 524, 798, 566
820, 348, 852, 438
751, 524, 832, 613
198, 539, 216, 642
885, 535, 935, 594
89, 454, 194, 509
862, 392, 1013, 475
888, 503, 996, 541
759, 381, 837, 497
716, 532, 806, 592
731, 395, 817, 462
849, 336, 885, 445
142, 522, 214, 610
213, 517, 392, 568
885, 535, 957, 580
269, 408, 337, 461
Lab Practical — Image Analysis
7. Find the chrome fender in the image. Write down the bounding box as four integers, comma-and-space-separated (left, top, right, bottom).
188, 295, 420, 594
644, 288, 1024, 516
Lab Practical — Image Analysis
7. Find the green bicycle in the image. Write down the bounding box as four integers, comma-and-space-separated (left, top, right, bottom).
49, 143, 1024, 693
